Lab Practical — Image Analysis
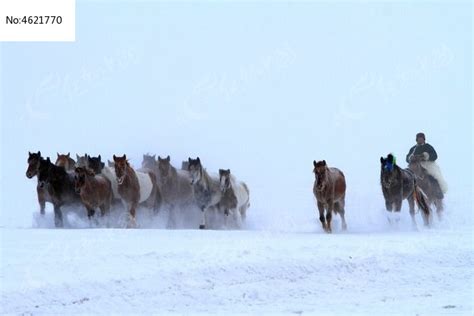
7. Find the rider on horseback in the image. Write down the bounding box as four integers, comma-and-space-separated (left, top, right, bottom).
406, 132, 448, 196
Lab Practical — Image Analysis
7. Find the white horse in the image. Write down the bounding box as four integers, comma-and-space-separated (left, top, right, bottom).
218, 169, 250, 228
188, 157, 223, 229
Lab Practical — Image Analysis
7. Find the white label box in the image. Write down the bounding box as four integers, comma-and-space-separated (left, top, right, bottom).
0, 0, 75, 42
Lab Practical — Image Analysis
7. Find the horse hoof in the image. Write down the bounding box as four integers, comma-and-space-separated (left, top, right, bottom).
199, 224, 206, 230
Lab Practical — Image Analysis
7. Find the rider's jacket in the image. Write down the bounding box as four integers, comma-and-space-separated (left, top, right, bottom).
406, 143, 438, 163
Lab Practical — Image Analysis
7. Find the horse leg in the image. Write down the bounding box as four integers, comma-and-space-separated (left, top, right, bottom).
335, 202, 347, 231
37, 186, 46, 215
393, 199, 402, 224
326, 203, 333, 233
385, 200, 393, 224
434, 199, 444, 221
407, 194, 417, 229
199, 206, 207, 229
166, 204, 177, 229
127, 202, 138, 228
53, 204, 63, 228
317, 201, 326, 232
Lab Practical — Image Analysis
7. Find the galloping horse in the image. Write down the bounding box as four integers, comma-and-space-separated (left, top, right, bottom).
55, 153, 76, 172
380, 154, 431, 227
26, 151, 51, 215
313, 160, 347, 233
113, 154, 161, 228
157, 155, 194, 228
188, 157, 222, 229
408, 155, 444, 220
218, 169, 250, 228
74, 167, 112, 220
38, 157, 81, 227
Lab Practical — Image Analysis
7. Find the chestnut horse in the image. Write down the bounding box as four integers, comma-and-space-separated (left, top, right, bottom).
313, 160, 347, 233
26, 151, 51, 215
55, 153, 76, 172
38, 157, 82, 227
74, 167, 112, 220
113, 154, 161, 228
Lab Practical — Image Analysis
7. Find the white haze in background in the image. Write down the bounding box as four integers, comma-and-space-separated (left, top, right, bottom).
0, 2, 472, 231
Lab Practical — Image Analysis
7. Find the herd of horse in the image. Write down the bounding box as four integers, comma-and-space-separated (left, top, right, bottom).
26, 152, 250, 229
26, 151, 444, 232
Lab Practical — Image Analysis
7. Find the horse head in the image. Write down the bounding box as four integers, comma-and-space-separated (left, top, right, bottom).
141, 154, 156, 171
26, 151, 42, 178
313, 160, 328, 191
87, 155, 104, 174
219, 169, 231, 193
38, 157, 53, 188
188, 157, 202, 185
158, 155, 172, 177
113, 154, 129, 185
55, 152, 73, 170
380, 154, 398, 188
74, 167, 87, 193
75, 153, 88, 168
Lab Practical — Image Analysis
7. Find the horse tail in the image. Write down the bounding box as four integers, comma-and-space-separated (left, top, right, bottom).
413, 181, 430, 218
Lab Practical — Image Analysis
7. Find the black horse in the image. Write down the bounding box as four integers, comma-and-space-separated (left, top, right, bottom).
380, 154, 431, 227
87, 155, 105, 174
38, 157, 81, 227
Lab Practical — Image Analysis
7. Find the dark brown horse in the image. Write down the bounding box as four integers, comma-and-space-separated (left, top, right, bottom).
55, 153, 76, 172
26, 151, 51, 215
408, 155, 444, 220
313, 160, 347, 233
113, 154, 161, 228
74, 167, 112, 220
380, 154, 431, 227
38, 157, 82, 227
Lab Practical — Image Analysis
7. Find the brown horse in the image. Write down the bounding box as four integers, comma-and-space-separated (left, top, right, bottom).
55, 153, 76, 172
157, 155, 194, 228
313, 160, 347, 233
74, 167, 112, 220
38, 157, 82, 227
26, 151, 51, 215
113, 154, 161, 228
408, 155, 444, 220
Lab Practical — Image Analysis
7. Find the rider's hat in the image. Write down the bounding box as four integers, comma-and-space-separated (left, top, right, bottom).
416, 132, 425, 140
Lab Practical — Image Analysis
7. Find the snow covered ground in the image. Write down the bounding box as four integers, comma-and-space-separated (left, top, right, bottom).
1, 224, 472, 315
1, 189, 473, 315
